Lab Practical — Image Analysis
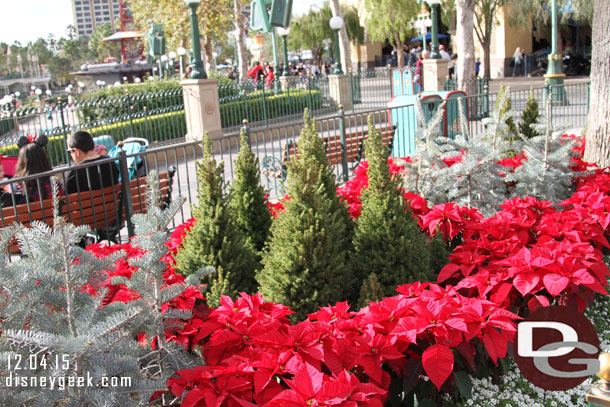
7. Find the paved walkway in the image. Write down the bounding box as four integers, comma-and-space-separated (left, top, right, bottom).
486, 76, 589, 93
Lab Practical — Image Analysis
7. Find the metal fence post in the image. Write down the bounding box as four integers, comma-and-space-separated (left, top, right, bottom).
388, 64, 393, 97
261, 86, 269, 127
118, 147, 135, 237
126, 92, 136, 139
242, 119, 251, 150
338, 106, 348, 182
483, 84, 489, 119
307, 74, 313, 112
587, 79, 591, 114
58, 99, 69, 165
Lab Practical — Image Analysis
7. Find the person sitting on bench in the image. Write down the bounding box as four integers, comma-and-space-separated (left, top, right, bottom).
1, 135, 63, 207
65, 131, 119, 194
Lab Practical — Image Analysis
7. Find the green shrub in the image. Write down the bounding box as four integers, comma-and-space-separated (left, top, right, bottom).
230, 128, 272, 254
257, 110, 355, 320
352, 116, 432, 298
78, 79, 182, 101
495, 83, 518, 139
0, 116, 16, 137
220, 89, 323, 128
78, 87, 184, 123
85, 110, 187, 144
357, 273, 384, 309
518, 86, 540, 139
174, 134, 259, 307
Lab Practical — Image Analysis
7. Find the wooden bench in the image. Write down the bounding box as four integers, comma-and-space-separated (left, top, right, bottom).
0, 198, 56, 254
261, 123, 395, 192
61, 183, 123, 241
0, 168, 176, 252
125, 167, 177, 220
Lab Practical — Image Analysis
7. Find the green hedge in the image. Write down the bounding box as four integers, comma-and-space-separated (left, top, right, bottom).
85, 110, 187, 144
0, 89, 325, 164
220, 89, 323, 128
0, 116, 16, 138
0, 111, 186, 166
79, 79, 182, 101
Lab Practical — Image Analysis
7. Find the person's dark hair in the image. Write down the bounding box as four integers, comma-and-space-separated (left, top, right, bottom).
68, 130, 95, 153
14, 135, 53, 198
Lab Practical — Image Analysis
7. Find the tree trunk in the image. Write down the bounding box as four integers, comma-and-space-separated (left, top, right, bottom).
204, 36, 216, 75
483, 38, 491, 79
456, 0, 476, 95
234, 0, 249, 82
329, 0, 353, 72
394, 33, 405, 68
583, 0, 610, 167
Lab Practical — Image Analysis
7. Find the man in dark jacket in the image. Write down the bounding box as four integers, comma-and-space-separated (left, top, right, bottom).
65, 131, 119, 194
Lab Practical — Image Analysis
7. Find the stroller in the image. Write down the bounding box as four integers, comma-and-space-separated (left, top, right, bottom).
90, 136, 150, 243
93, 136, 149, 181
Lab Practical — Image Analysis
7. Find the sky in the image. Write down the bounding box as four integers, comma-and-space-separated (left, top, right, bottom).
0, 0, 325, 46
0, 1, 75, 45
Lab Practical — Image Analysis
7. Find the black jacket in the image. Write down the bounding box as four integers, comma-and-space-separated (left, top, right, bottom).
65, 156, 120, 194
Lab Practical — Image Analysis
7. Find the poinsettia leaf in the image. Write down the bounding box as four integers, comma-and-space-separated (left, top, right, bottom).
490, 282, 513, 305
454, 370, 472, 399
482, 332, 498, 364
444, 318, 469, 332
543, 273, 570, 296
402, 357, 423, 394
422, 344, 454, 390
438, 263, 461, 282
513, 272, 540, 296
182, 387, 210, 407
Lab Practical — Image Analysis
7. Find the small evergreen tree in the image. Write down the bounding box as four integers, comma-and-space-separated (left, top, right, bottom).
357, 272, 385, 309
519, 86, 540, 139
0, 174, 207, 406
257, 110, 355, 320
506, 93, 578, 203
230, 128, 272, 254
174, 135, 258, 307
353, 117, 432, 298
495, 83, 519, 140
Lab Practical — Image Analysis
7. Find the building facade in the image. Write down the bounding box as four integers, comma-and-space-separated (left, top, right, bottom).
71, 0, 121, 37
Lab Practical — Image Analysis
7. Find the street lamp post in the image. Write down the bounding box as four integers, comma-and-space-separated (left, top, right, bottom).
277, 26, 290, 76
184, 0, 207, 79
426, 0, 441, 59
544, 0, 566, 103
329, 16, 344, 74
169, 51, 177, 77
160, 54, 168, 79
271, 29, 280, 86
177, 47, 187, 78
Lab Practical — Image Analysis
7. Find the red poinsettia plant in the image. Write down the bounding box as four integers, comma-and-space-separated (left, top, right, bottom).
79, 133, 609, 406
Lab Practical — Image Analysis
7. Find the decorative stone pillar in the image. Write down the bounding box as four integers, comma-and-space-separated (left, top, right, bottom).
422, 58, 449, 92
181, 78, 223, 141
328, 74, 353, 111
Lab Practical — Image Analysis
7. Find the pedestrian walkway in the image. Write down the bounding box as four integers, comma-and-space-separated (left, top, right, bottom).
487, 75, 589, 93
